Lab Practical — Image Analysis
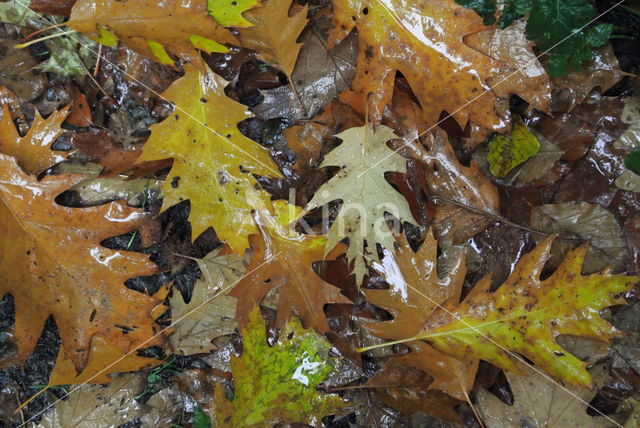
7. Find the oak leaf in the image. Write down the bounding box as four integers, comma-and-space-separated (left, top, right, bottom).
169, 248, 250, 355
305, 123, 417, 284
365, 231, 477, 401
238, 0, 308, 77
0, 155, 163, 372
68, 0, 240, 65
414, 236, 639, 387
0, 103, 70, 174
212, 306, 347, 427
329, 0, 541, 140
231, 201, 351, 333
136, 63, 281, 252
487, 117, 540, 178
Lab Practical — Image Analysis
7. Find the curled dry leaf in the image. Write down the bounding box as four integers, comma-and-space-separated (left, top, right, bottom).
366, 231, 477, 401
0, 103, 70, 174
231, 201, 351, 333
417, 236, 638, 388
0, 155, 162, 372
136, 63, 281, 252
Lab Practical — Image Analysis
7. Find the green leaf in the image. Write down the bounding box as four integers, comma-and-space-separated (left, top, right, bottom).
625, 145, 640, 175
546, 53, 569, 78
498, 0, 532, 29
586, 23, 613, 47
213, 307, 347, 427
454, 0, 497, 25
488, 117, 540, 177
193, 402, 212, 428
527, 0, 595, 51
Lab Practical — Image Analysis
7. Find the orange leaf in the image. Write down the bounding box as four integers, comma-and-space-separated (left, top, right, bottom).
329, 0, 549, 141
365, 231, 477, 401
0, 104, 70, 174
68, 0, 238, 65
231, 201, 351, 333
238, 0, 309, 77
0, 155, 163, 372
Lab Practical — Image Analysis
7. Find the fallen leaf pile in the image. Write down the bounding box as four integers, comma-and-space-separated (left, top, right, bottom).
0, 0, 639, 426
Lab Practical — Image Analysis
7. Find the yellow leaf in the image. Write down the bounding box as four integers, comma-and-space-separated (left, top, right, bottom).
136, 63, 281, 252
488, 117, 540, 178
415, 237, 638, 387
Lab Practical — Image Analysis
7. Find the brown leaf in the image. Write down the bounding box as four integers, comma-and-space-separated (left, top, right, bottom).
364, 359, 462, 422
230, 202, 351, 333
0, 155, 163, 372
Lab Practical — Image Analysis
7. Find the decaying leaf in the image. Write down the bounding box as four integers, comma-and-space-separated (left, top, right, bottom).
487, 117, 540, 178
0, 28, 48, 101
329, 0, 546, 141
530, 202, 628, 273
381, 89, 500, 244
0, 155, 162, 372
476, 361, 621, 427
212, 306, 347, 427
552, 43, 624, 111
464, 19, 552, 112
68, 0, 239, 65
36, 374, 147, 428
136, 63, 281, 251
364, 359, 462, 422
238, 0, 308, 78
616, 170, 640, 193
473, 129, 564, 187
614, 97, 640, 151
365, 231, 477, 401
412, 236, 638, 387
0, 103, 70, 174
251, 13, 358, 122
169, 249, 249, 355
305, 123, 417, 283
231, 201, 351, 333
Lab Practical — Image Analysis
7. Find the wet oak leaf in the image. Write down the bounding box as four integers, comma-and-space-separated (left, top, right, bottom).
305, 123, 417, 284
136, 63, 281, 252
238, 0, 309, 77
0, 155, 162, 372
231, 201, 351, 333
366, 231, 477, 401
416, 236, 639, 387
212, 306, 347, 427
169, 248, 249, 355
68, 0, 239, 65
0, 103, 70, 174
329, 0, 531, 140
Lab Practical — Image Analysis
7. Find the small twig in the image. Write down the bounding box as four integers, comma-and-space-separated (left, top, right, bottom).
93, 44, 102, 78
